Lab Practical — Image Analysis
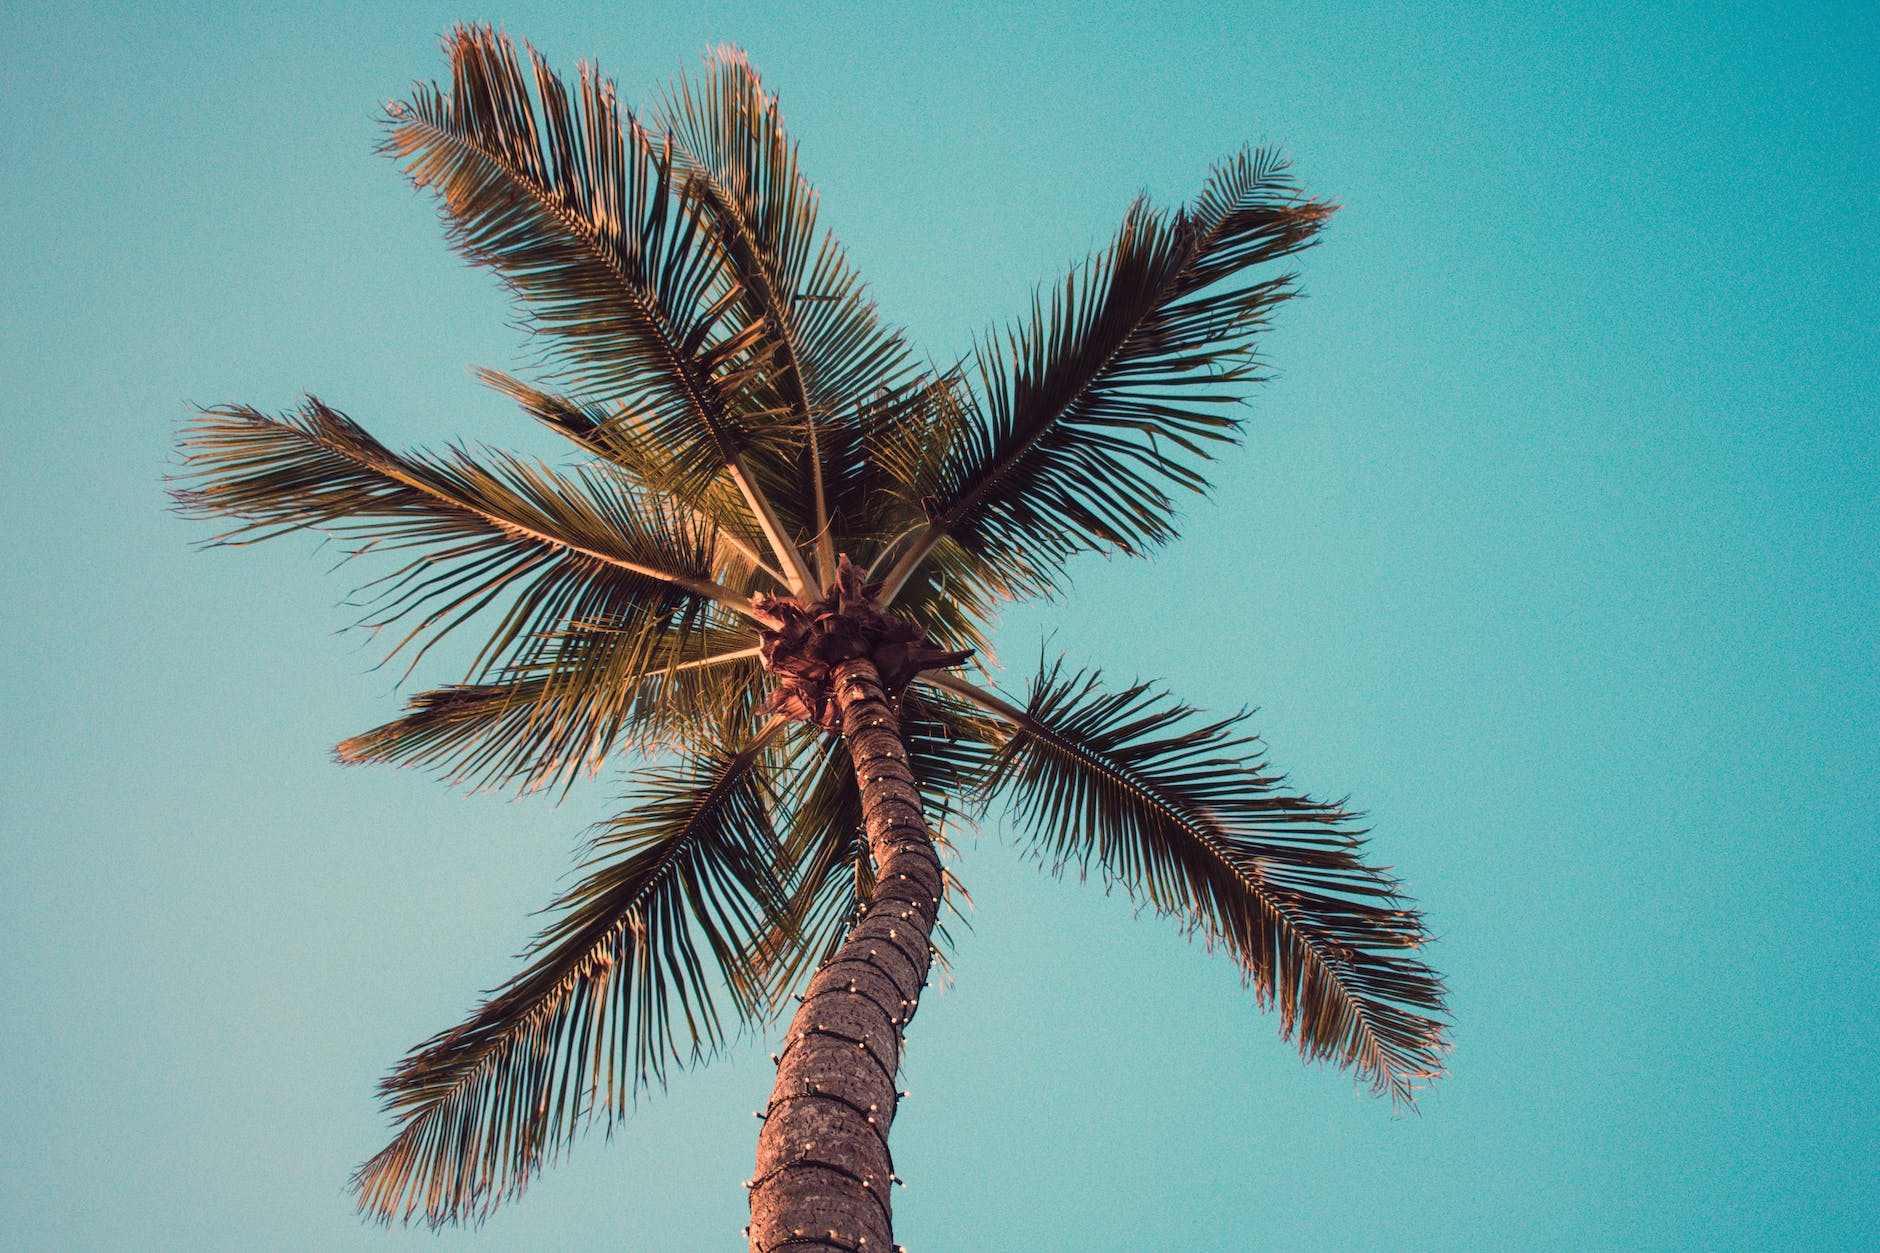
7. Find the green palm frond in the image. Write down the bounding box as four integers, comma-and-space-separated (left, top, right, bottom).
655, 46, 918, 578
753, 728, 867, 1000
478, 368, 784, 586
658, 46, 914, 423
352, 723, 789, 1226
384, 25, 814, 591
860, 377, 1027, 654
931, 663, 1448, 1104
886, 536, 1008, 662
173, 399, 750, 679
336, 626, 765, 794
881, 150, 1332, 603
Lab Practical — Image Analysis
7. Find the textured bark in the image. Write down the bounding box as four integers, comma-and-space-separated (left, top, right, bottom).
748, 656, 940, 1252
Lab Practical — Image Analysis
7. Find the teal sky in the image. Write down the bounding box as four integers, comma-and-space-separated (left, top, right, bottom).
3, 1, 1875, 1249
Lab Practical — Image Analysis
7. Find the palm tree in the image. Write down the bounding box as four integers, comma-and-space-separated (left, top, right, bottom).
175, 26, 1447, 1251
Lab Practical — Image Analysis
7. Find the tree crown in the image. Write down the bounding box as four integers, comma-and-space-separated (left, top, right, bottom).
175, 26, 1447, 1227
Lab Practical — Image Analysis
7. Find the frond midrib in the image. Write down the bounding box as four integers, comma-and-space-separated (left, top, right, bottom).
479, 370, 790, 587
883, 195, 1250, 603
397, 106, 738, 467
396, 95, 815, 592
364, 724, 780, 1160
279, 403, 754, 616
670, 147, 832, 577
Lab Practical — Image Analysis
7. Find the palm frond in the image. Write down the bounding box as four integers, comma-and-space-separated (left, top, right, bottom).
753, 728, 868, 1000
173, 399, 750, 682
881, 150, 1332, 603
478, 368, 783, 586
336, 628, 766, 794
384, 25, 815, 590
932, 663, 1447, 1104
860, 376, 1029, 648
655, 47, 917, 578
352, 723, 789, 1226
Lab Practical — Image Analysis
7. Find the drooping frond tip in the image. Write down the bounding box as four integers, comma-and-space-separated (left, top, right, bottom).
878, 146, 1334, 606
350, 727, 788, 1226
945, 662, 1447, 1104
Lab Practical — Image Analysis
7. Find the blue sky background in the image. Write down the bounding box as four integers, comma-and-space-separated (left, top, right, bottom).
3, 1, 1875, 1249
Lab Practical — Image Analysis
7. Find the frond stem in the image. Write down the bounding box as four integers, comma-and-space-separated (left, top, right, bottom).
287, 413, 770, 622
862, 520, 927, 582
397, 105, 818, 597
917, 671, 1028, 725
878, 196, 1271, 607
671, 644, 763, 672
674, 160, 835, 586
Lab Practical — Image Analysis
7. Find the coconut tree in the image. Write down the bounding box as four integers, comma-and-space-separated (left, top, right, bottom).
175, 26, 1447, 1251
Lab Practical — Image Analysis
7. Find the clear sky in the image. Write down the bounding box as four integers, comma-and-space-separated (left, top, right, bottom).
3, 1, 1875, 1249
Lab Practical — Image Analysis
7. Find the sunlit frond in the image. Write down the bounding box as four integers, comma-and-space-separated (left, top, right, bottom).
858, 377, 1024, 649
336, 626, 765, 793
933, 664, 1448, 1103
352, 724, 788, 1226
655, 46, 918, 577
882, 150, 1332, 603
173, 399, 748, 679
384, 24, 814, 590
478, 368, 783, 586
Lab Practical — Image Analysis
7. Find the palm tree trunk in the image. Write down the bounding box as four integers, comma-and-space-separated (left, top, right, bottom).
748, 655, 940, 1252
